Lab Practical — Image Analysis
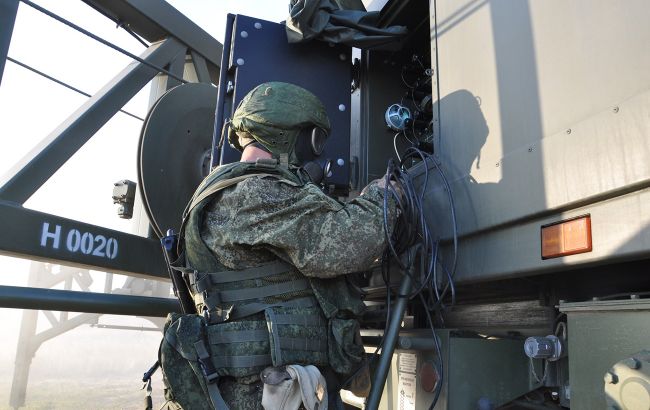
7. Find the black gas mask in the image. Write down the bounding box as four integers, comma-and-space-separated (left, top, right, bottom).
294, 126, 329, 185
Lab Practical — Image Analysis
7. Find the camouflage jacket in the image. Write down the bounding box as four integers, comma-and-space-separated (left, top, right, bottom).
200, 175, 396, 278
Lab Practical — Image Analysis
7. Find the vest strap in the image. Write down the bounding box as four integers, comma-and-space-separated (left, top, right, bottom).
213, 354, 272, 368
271, 313, 326, 327
205, 382, 230, 410
188, 173, 267, 216
193, 260, 292, 293
205, 279, 311, 305
206, 296, 318, 324
208, 328, 268, 344
279, 337, 327, 352
194, 339, 219, 383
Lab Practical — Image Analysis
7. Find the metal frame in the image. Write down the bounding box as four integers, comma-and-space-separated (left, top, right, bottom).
0, 37, 185, 203
83, 0, 223, 70
0, 0, 18, 86
0, 1, 223, 310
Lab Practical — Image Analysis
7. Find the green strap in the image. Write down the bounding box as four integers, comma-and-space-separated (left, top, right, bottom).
279, 337, 327, 352
205, 279, 311, 307
187, 173, 269, 217
220, 279, 311, 302
214, 354, 272, 368
205, 382, 230, 410
272, 313, 327, 327
208, 328, 268, 344
265, 308, 283, 365
193, 260, 292, 292
206, 296, 318, 324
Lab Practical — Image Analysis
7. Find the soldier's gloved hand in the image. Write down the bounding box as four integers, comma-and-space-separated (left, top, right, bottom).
363, 173, 404, 202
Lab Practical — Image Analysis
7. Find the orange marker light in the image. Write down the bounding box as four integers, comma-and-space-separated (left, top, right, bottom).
541, 215, 592, 259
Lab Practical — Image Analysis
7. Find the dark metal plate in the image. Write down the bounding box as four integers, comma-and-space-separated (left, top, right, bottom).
213, 15, 352, 192
138, 82, 217, 236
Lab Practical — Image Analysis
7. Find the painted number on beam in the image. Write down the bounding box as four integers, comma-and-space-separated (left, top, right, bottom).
40, 222, 118, 259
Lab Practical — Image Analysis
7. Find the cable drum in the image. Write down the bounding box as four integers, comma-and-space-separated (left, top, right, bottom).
385, 103, 411, 131
138, 83, 218, 237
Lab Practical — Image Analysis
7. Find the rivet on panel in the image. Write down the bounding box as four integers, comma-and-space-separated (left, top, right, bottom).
612, 106, 619, 113
236, 58, 245, 66
338, 104, 346, 112
495, 162, 500, 168
566, 129, 572, 135
528, 147, 533, 152
240, 31, 248, 38
254, 22, 262, 29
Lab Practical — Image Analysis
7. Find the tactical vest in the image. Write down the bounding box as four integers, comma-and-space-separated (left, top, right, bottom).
161, 159, 367, 397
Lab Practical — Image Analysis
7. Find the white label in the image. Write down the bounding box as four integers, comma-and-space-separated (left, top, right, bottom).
397, 373, 417, 410
41, 222, 119, 260
399, 353, 418, 374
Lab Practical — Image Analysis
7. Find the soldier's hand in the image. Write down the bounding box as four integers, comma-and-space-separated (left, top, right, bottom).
364, 174, 404, 201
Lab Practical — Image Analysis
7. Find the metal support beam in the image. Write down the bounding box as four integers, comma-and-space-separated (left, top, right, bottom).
190, 50, 211, 84
0, 285, 180, 316
0, 200, 168, 278
165, 47, 187, 90
0, 37, 186, 203
82, 0, 222, 68
0, 0, 19, 87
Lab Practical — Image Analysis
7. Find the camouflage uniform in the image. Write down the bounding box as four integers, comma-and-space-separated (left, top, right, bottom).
199, 174, 395, 409
160, 82, 396, 410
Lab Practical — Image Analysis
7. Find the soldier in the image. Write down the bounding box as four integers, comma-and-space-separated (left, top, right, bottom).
159, 82, 398, 410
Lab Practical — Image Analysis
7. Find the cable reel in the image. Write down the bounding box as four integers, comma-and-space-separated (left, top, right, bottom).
385, 103, 411, 131
138, 83, 218, 237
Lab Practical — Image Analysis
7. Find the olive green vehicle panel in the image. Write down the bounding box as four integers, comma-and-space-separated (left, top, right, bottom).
560, 300, 650, 410
369, 331, 534, 409
415, 0, 650, 282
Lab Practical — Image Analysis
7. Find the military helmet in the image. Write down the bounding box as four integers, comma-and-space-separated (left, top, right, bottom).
228, 82, 331, 166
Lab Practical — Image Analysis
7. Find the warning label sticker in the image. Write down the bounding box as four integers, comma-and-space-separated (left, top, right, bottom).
399, 352, 417, 374
397, 372, 417, 410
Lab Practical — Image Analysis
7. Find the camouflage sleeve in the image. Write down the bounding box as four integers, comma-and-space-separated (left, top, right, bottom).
211, 177, 397, 278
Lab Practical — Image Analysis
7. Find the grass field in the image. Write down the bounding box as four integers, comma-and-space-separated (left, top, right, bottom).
0, 378, 166, 410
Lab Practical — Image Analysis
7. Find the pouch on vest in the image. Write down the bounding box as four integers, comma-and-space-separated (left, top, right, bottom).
264, 305, 329, 368
159, 313, 212, 410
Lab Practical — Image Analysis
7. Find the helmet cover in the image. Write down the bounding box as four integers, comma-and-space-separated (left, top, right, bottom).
228, 82, 330, 165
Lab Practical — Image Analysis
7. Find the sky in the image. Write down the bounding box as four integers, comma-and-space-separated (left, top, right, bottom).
0, 0, 286, 407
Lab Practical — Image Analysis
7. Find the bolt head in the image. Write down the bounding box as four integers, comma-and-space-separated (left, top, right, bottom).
623, 357, 641, 369
604, 371, 619, 384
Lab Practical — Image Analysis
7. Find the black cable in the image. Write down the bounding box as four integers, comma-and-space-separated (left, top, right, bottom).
378, 143, 458, 409
7, 56, 144, 121
19, 0, 187, 84
418, 292, 444, 409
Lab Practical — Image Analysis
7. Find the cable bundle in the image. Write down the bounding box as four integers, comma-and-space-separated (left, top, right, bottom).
380, 146, 458, 409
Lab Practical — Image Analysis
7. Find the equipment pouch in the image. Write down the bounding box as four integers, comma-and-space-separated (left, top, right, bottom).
264, 305, 329, 368
327, 317, 366, 378
159, 313, 212, 410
